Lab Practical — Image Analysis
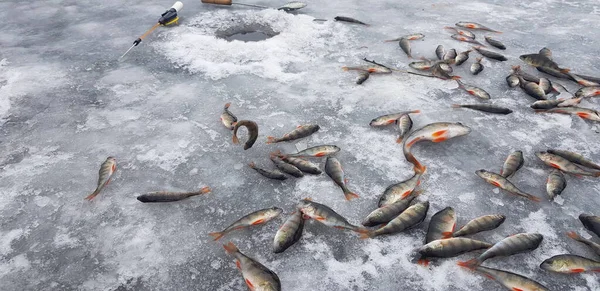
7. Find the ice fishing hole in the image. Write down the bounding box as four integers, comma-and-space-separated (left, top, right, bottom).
217, 23, 279, 42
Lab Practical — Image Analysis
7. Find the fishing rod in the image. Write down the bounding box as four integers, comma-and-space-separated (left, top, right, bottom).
119, 1, 183, 60
200, 0, 307, 11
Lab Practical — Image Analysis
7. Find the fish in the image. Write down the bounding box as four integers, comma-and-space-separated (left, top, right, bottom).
369, 110, 421, 127
462, 265, 549, 291
233, 120, 259, 150
530, 99, 563, 110
443, 49, 457, 64
535, 107, 600, 122
456, 22, 502, 33
85, 157, 117, 200
579, 214, 600, 238
378, 171, 423, 207
539, 47, 552, 59
278, 1, 306, 11
426, 207, 456, 243
512, 65, 541, 83
342, 66, 392, 74
356, 71, 370, 85
536, 152, 600, 177
567, 231, 600, 257
547, 149, 600, 171
540, 254, 600, 274
506, 74, 520, 87
384, 33, 425, 42
574, 73, 600, 84
409, 60, 439, 71
455, 80, 491, 99
278, 155, 322, 175
223, 242, 281, 291
568, 73, 600, 87
536, 66, 572, 80
574, 86, 600, 98
454, 50, 472, 66
451, 104, 512, 115
403, 122, 471, 172
297, 199, 367, 233
436, 45, 445, 60
360, 201, 429, 239
432, 63, 460, 80
451, 34, 484, 46
324, 157, 359, 201
458, 233, 543, 268
395, 114, 413, 143
443, 26, 476, 39
453, 215, 506, 237
137, 187, 211, 203
484, 36, 506, 50
475, 169, 541, 202
399, 37, 412, 58
209, 207, 283, 241
362, 195, 418, 227
221, 103, 238, 130
266, 125, 320, 144
270, 155, 304, 178
334, 16, 369, 26
518, 76, 547, 100
273, 211, 304, 253
519, 54, 569, 73
473, 46, 507, 61
500, 151, 524, 178
417, 238, 492, 265
558, 97, 583, 107
285, 145, 341, 158
546, 169, 566, 200
248, 162, 288, 180
539, 78, 552, 95
439, 63, 453, 73
470, 57, 484, 75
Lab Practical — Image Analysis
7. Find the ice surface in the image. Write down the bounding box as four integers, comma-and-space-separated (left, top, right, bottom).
1, 0, 600, 290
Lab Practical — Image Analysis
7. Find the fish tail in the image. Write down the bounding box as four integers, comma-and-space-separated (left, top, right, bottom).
200, 186, 211, 194
270, 150, 283, 157
84, 189, 101, 201
566, 231, 581, 240
232, 134, 239, 144
406, 153, 426, 174
223, 241, 238, 254
457, 259, 479, 269
560, 68, 571, 74
451, 76, 462, 80
358, 232, 372, 239
266, 136, 277, 144
417, 259, 430, 267
224, 102, 231, 109
534, 109, 546, 114
209, 232, 225, 241
344, 191, 360, 201
248, 162, 256, 168
595, 172, 600, 177
342, 66, 351, 71
383, 39, 397, 42
451, 104, 461, 108
527, 194, 542, 202
410, 110, 421, 114
396, 137, 404, 144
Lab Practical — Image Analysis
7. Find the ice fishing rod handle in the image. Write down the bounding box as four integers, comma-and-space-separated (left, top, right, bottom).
171, 1, 184, 11
201, 0, 233, 5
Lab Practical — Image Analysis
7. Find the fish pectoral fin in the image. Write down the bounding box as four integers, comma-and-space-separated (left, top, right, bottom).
431, 130, 448, 137
245, 279, 255, 290
490, 181, 501, 187
570, 268, 585, 273
251, 219, 266, 225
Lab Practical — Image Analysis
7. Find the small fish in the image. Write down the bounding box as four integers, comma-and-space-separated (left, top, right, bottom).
453, 215, 506, 237
266, 125, 320, 144
443, 49, 457, 64
574, 86, 600, 98
385, 33, 425, 42
580, 214, 600, 238
512, 65, 541, 83
271, 155, 304, 178
221, 103, 238, 130
547, 149, 600, 171
360, 201, 429, 239
500, 151, 524, 178
519, 54, 569, 73
506, 74, 520, 87
569, 73, 600, 87
456, 22, 501, 33
356, 71, 370, 85
426, 207, 456, 243
273, 211, 304, 253
558, 97, 583, 107
334, 16, 369, 26
395, 114, 413, 143
546, 169, 566, 200
530, 99, 563, 110
539, 47, 552, 59
249, 162, 288, 180
378, 170, 423, 207
475, 169, 541, 202
278, 155, 322, 175
536, 66, 572, 80
473, 46, 507, 61
233, 120, 259, 150
439, 63, 453, 73
552, 82, 570, 93
451, 104, 512, 115
443, 26, 475, 39
567, 231, 600, 257
342, 66, 392, 74
278, 1, 306, 11
370, 110, 421, 127
436, 45, 445, 60
463, 265, 549, 291
417, 238, 492, 265
209, 207, 283, 241
518, 76, 547, 100
484, 36, 506, 50
540, 254, 600, 274
574, 73, 600, 84
458, 233, 543, 268
455, 50, 472, 66
325, 157, 359, 201
409, 60, 439, 71
137, 187, 211, 203
85, 157, 117, 200
285, 145, 340, 158
362, 195, 418, 227
535, 107, 600, 122
455, 80, 491, 99
535, 152, 600, 177
432, 63, 460, 80
451, 34, 484, 46
399, 37, 412, 58
470, 57, 484, 75
297, 199, 367, 233
223, 242, 281, 291
539, 78, 552, 95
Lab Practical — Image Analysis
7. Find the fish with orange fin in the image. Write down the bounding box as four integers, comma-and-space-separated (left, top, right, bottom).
451, 34, 484, 46
456, 22, 502, 33
325, 157, 359, 201
455, 79, 491, 99
458, 233, 543, 268
209, 207, 282, 241
233, 120, 259, 150
266, 125, 320, 144
443, 26, 475, 38
536, 152, 600, 177
283, 145, 340, 158
426, 207, 456, 243
453, 215, 506, 237
580, 214, 600, 238
297, 199, 368, 233
535, 107, 600, 122
378, 170, 424, 207
363, 195, 419, 227
575, 86, 600, 98
567, 231, 600, 257
273, 211, 305, 254
460, 265, 549, 291
540, 254, 600, 274
85, 157, 117, 201
395, 113, 413, 143
475, 169, 541, 202
221, 103, 238, 130
547, 149, 600, 171
417, 237, 492, 266
137, 187, 211, 203
500, 150, 524, 178
360, 201, 429, 239
223, 242, 281, 291
519, 53, 570, 73
370, 110, 420, 127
